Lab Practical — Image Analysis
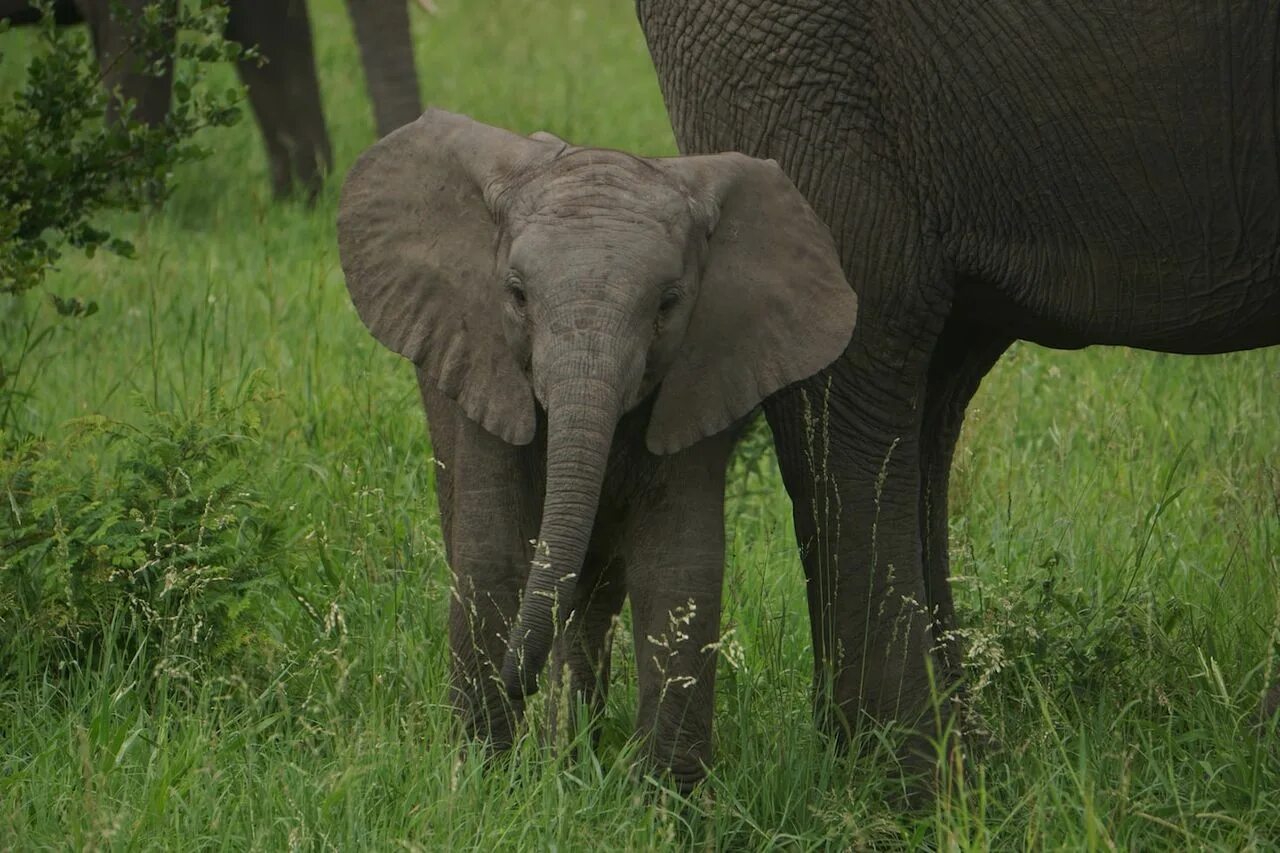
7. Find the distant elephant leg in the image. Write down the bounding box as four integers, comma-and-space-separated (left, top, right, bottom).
420, 378, 541, 750
344, 0, 422, 137
79, 0, 175, 126
622, 433, 734, 791
0, 1, 36, 22
919, 319, 1010, 684
226, 0, 332, 200
544, 550, 626, 749
1, 1, 82, 25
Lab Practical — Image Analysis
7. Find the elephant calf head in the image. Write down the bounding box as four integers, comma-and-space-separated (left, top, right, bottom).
337, 108, 856, 700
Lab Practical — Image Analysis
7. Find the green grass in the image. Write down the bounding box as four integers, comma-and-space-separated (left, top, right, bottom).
3, 0, 1279, 847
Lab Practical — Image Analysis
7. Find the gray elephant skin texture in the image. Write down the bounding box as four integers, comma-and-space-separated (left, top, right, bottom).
337, 109, 856, 789
1, 0, 422, 199
637, 0, 1280, 760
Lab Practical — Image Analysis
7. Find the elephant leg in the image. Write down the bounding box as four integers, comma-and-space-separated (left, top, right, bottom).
343, 0, 422, 137
763, 283, 949, 759
1, 1, 83, 25
919, 319, 1010, 684
420, 377, 541, 751
622, 433, 735, 792
226, 0, 332, 200
544, 550, 627, 749
0, 2, 35, 22
80, 0, 175, 126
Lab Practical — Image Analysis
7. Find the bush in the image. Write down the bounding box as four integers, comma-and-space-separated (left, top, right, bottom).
0, 0, 247, 435
0, 380, 284, 679
0, 0, 245, 299
0, 3, 268, 679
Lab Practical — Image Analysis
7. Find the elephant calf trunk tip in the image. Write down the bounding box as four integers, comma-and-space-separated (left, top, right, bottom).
500, 647, 541, 700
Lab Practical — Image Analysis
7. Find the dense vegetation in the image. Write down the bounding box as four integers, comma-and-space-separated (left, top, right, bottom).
2, 1, 1278, 847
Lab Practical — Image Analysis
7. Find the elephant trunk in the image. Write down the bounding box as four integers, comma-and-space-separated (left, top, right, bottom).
500, 361, 622, 700
345, 0, 423, 137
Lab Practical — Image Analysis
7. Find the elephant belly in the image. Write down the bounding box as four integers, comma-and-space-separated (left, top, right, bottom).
960, 255, 1280, 355
925, 0, 1280, 355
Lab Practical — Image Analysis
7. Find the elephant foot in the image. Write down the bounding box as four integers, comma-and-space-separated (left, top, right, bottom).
662, 760, 710, 795
539, 680, 608, 765
267, 152, 328, 207
632, 752, 708, 797
635, 721, 713, 796
810, 687, 963, 807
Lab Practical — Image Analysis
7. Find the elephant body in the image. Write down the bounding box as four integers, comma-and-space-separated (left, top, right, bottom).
637, 0, 1280, 756
421, 378, 737, 788
337, 110, 856, 788
1, 0, 422, 199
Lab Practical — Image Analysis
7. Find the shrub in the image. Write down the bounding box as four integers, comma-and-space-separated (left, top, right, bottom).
0, 0, 245, 299
0, 381, 284, 679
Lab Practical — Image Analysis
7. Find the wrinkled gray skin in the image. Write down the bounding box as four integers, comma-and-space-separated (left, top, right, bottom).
1, 0, 421, 199
638, 0, 1280, 766
337, 109, 856, 788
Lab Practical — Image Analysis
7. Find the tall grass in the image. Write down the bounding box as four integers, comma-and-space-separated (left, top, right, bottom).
2, 0, 1278, 847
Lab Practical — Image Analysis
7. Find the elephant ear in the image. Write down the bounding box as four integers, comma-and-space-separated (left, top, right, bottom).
337, 108, 559, 445
646, 154, 857, 455
528, 130, 570, 147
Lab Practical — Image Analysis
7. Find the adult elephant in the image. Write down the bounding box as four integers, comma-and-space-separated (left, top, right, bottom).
1, 0, 422, 199
636, 0, 1280, 760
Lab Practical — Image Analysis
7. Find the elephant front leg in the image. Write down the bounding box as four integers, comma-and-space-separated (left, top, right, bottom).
622, 435, 734, 792
344, 0, 423, 137
421, 380, 541, 752
448, 565, 526, 750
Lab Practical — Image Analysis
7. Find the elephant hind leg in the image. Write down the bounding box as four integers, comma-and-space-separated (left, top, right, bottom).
919, 318, 1011, 686
82, 0, 176, 127
227, 0, 332, 201
544, 551, 627, 752
763, 343, 954, 771
760, 208, 960, 782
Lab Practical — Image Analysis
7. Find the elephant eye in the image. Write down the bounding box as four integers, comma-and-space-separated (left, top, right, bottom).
505, 273, 527, 309
658, 286, 681, 315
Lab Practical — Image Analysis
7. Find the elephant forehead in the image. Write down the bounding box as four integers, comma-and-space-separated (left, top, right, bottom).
510, 151, 692, 232
508, 222, 687, 285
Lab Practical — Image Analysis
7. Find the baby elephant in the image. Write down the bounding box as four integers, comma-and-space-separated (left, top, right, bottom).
337, 108, 855, 789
